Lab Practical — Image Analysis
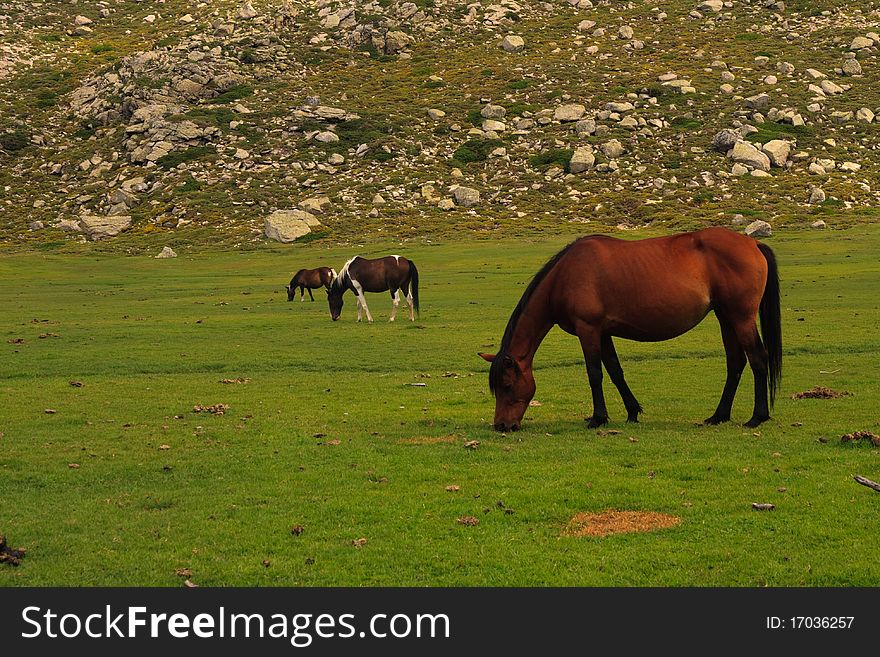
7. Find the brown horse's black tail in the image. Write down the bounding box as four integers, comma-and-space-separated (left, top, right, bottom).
757, 243, 782, 407
409, 260, 420, 315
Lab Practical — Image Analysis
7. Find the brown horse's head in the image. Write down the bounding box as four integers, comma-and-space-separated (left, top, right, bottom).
479, 352, 535, 431
286, 284, 294, 301
327, 286, 344, 320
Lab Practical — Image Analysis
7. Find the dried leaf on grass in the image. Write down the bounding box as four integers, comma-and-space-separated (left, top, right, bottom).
457, 516, 480, 526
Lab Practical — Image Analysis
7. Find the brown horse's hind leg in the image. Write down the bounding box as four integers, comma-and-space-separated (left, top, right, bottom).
705, 315, 747, 425
601, 336, 642, 422
577, 328, 609, 428
737, 321, 771, 427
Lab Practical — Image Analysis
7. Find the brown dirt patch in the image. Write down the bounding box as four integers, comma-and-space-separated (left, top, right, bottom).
841, 431, 880, 447
791, 386, 850, 399
562, 510, 681, 538
397, 434, 460, 445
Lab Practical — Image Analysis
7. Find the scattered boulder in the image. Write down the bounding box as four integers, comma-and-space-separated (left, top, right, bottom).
745, 93, 771, 112
155, 246, 177, 258
78, 215, 132, 240
744, 220, 772, 237
600, 139, 625, 159
300, 196, 332, 214
264, 210, 321, 243
501, 35, 525, 53
811, 220, 827, 229
554, 104, 585, 122
569, 147, 596, 173
850, 36, 873, 50
452, 186, 481, 207
808, 187, 826, 204
728, 141, 771, 172
856, 108, 875, 123
711, 129, 739, 153
761, 140, 791, 168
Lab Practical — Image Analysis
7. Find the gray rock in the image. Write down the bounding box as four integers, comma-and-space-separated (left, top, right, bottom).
481, 104, 506, 119
452, 186, 481, 207
300, 196, 332, 214
808, 187, 826, 204
554, 104, 586, 122
569, 147, 596, 173
728, 141, 771, 172
79, 215, 132, 240
575, 118, 597, 135
238, 2, 258, 19
384, 31, 410, 55
744, 220, 772, 237
819, 79, 843, 95
842, 58, 862, 76
850, 36, 873, 50
761, 140, 791, 168
600, 139, 625, 159
315, 131, 339, 143
811, 220, 827, 229
698, 0, 723, 11
745, 94, 770, 112
29, 221, 44, 231
427, 109, 446, 120
155, 246, 177, 258
856, 107, 875, 123
712, 129, 739, 153
501, 35, 525, 53
264, 210, 321, 243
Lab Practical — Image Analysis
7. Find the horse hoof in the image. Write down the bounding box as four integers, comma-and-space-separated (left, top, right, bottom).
703, 415, 729, 425
585, 416, 609, 429
743, 415, 770, 428
626, 416, 640, 424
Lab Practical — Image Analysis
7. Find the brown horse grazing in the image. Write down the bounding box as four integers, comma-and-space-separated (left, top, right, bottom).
287, 267, 336, 302
479, 227, 781, 431
327, 255, 419, 322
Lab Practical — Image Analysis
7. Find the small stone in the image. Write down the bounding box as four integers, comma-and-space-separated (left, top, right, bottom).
600, 139, 625, 159
155, 246, 177, 259
850, 36, 873, 50
811, 220, 827, 229
427, 108, 446, 120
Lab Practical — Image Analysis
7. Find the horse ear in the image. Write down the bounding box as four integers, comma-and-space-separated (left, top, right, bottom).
478, 352, 496, 363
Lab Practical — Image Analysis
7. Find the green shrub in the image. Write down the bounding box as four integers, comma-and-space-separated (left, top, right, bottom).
0, 130, 30, 153
208, 85, 253, 104
529, 148, 573, 171
452, 139, 504, 165
156, 146, 215, 170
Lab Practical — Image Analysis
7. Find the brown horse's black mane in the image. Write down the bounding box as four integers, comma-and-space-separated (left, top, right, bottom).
489, 239, 580, 395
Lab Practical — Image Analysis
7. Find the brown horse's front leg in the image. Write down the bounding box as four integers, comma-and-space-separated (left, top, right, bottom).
577, 327, 609, 428
308, 288, 315, 302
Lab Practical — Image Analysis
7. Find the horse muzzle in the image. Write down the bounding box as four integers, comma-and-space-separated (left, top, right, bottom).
493, 421, 519, 432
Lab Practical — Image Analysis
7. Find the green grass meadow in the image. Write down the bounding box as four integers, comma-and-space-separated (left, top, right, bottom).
2, 227, 880, 586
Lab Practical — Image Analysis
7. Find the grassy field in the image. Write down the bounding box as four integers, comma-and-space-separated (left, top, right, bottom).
1, 227, 880, 586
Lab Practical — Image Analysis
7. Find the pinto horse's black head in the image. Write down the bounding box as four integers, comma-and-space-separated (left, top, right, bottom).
327, 286, 344, 320
286, 284, 294, 301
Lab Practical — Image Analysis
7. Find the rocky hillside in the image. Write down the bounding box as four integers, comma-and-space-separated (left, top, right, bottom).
1, 0, 879, 250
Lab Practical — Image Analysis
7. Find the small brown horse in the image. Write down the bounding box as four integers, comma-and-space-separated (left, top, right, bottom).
287, 267, 336, 302
328, 255, 419, 322
479, 227, 781, 431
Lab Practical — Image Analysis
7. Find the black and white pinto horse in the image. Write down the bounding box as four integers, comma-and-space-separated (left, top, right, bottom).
327, 255, 420, 322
